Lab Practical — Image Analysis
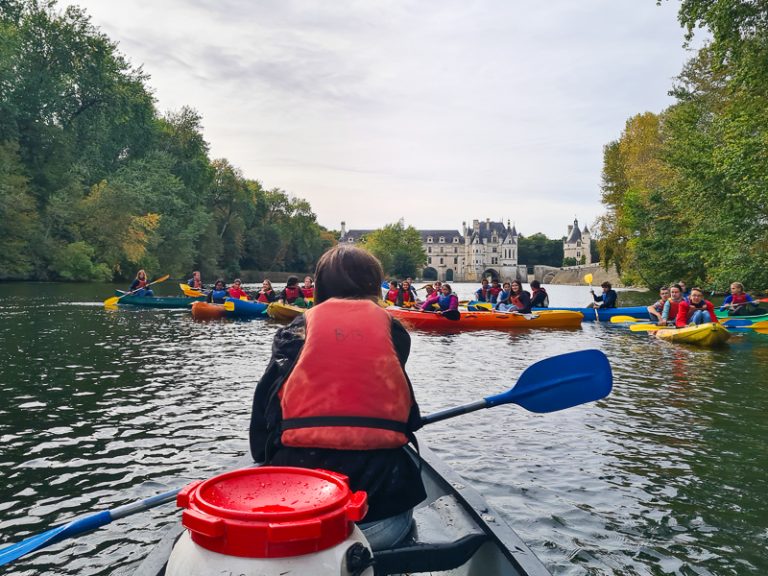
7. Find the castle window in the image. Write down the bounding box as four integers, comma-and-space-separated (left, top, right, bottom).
439, 236, 445, 243
428, 247, 432, 253
453, 237, 459, 243
427, 237, 433, 243
347, 237, 354, 242
454, 257, 458, 264
492, 247, 497, 253
440, 258, 444, 264
453, 247, 457, 253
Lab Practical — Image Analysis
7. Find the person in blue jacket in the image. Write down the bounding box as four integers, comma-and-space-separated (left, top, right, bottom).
207, 279, 228, 303
588, 281, 618, 309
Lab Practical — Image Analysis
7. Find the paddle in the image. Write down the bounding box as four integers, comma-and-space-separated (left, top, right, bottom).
0, 349, 612, 567
629, 323, 668, 332
584, 273, 598, 320
103, 274, 170, 307
404, 306, 460, 321
179, 283, 204, 297
610, 315, 645, 323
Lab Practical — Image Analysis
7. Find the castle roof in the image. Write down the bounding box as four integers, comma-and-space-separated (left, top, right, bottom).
565, 219, 582, 244
419, 230, 463, 242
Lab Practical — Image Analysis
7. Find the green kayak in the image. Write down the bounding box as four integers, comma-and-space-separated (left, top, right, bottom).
114, 291, 204, 308
715, 308, 768, 327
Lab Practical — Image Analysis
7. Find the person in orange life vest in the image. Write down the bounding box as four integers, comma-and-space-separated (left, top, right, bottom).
474, 278, 491, 302
489, 280, 502, 303
279, 276, 305, 307
227, 278, 249, 300
676, 287, 717, 327
187, 270, 203, 290
128, 270, 153, 297
720, 282, 759, 316
660, 284, 683, 325
395, 280, 416, 307
249, 244, 425, 550
500, 280, 532, 313
384, 280, 400, 304
529, 280, 549, 308
255, 279, 277, 303
300, 275, 314, 300
647, 286, 670, 324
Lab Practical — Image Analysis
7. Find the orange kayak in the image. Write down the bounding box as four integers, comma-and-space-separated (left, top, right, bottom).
387, 307, 583, 330
191, 301, 226, 321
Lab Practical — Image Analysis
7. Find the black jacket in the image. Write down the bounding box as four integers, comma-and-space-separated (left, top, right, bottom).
249, 312, 426, 521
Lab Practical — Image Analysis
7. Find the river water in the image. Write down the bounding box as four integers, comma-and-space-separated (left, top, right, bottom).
0, 282, 766, 575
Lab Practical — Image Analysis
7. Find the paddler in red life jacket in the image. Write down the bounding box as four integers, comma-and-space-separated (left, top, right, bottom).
249, 244, 425, 551
129, 269, 153, 297
489, 280, 502, 304
300, 275, 315, 300
187, 270, 203, 290
385, 280, 400, 304
720, 282, 759, 316
279, 276, 306, 307
255, 279, 277, 303
395, 280, 416, 307
227, 278, 249, 300
529, 280, 549, 308
660, 284, 683, 325
676, 287, 717, 327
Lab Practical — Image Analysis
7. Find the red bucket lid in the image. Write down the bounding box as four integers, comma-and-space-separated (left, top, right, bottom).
176, 466, 368, 558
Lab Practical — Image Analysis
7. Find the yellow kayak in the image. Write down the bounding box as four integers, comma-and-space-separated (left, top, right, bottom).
266, 301, 306, 322
654, 322, 731, 347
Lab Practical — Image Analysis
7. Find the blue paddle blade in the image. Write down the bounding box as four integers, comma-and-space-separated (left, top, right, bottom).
485, 349, 612, 413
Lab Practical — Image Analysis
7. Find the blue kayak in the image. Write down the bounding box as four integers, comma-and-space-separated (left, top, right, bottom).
223, 298, 268, 319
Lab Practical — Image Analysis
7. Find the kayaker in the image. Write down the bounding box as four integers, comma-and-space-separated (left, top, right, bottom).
474, 278, 492, 303
489, 280, 502, 304
384, 280, 400, 304
494, 281, 512, 310
676, 287, 717, 327
647, 286, 670, 323
720, 282, 759, 316
405, 278, 418, 301
499, 280, 532, 313
588, 282, 618, 309
529, 280, 549, 308
428, 283, 459, 314
677, 280, 691, 302
128, 270, 153, 297
249, 244, 426, 551
227, 279, 249, 300
395, 279, 416, 307
187, 270, 203, 290
300, 275, 315, 300
660, 284, 684, 325
255, 279, 277, 303
207, 279, 228, 304
279, 276, 306, 307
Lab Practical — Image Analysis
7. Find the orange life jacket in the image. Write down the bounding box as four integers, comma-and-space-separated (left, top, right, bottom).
279, 298, 413, 450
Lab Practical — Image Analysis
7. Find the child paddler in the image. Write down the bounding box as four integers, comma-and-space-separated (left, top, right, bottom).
249, 244, 425, 551
128, 270, 153, 297
720, 282, 760, 316
676, 287, 717, 326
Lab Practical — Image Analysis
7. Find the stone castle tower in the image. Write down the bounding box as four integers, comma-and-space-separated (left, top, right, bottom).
563, 218, 591, 265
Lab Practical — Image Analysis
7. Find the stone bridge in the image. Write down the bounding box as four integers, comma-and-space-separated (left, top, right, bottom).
533, 264, 624, 287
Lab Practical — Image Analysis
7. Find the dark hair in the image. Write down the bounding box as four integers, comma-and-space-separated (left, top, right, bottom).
215, 279, 225, 288
314, 245, 383, 304
601, 281, 612, 289
442, 283, 452, 292
530, 280, 541, 289
286, 276, 299, 287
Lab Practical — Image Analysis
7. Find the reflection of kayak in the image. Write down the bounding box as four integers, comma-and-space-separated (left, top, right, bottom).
115, 291, 204, 308
131, 443, 551, 576
388, 307, 583, 330
266, 301, 306, 322
191, 301, 226, 321
223, 298, 267, 319
654, 322, 731, 347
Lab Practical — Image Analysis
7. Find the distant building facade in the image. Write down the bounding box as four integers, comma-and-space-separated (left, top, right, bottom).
339, 219, 526, 282
562, 218, 591, 265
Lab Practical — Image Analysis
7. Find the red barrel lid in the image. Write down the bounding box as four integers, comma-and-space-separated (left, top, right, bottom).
176, 466, 368, 558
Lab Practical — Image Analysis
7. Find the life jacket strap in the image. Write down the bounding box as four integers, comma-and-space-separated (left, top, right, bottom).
281, 416, 409, 433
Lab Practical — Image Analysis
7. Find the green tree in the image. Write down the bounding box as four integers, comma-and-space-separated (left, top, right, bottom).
361, 222, 426, 277
0, 141, 39, 278
518, 233, 563, 268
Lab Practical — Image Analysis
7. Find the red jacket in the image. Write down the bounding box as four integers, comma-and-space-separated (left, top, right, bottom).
228, 287, 249, 299
676, 299, 716, 327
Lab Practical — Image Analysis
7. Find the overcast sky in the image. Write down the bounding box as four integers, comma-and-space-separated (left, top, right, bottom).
60, 0, 694, 238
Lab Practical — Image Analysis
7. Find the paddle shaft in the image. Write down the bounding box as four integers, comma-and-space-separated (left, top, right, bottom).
105, 275, 170, 306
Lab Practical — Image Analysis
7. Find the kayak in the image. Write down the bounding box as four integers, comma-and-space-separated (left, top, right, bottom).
533, 306, 651, 322
131, 443, 552, 576
654, 322, 731, 347
190, 301, 226, 321
114, 291, 204, 308
716, 309, 768, 327
388, 307, 583, 330
266, 301, 306, 322
223, 298, 267, 319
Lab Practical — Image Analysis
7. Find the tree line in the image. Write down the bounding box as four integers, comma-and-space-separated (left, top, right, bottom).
0, 0, 335, 282
596, 0, 768, 291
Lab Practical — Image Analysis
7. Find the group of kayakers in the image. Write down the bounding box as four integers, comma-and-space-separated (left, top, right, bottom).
647, 281, 764, 327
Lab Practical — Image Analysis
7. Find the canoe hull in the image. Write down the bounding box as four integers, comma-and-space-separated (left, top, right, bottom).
223, 298, 267, 319
533, 306, 651, 322
389, 308, 583, 330
716, 310, 768, 327
266, 301, 305, 322
132, 444, 550, 576
655, 322, 731, 347
190, 301, 226, 320
114, 291, 204, 309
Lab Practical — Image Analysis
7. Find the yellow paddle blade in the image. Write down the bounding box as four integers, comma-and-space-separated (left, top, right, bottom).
103, 296, 120, 307
240, 296, 248, 301
224, 301, 235, 311
152, 274, 170, 285
584, 273, 593, 285
610, 315, 641, 323
629, 323, 664, 332
474, 302, 492, 311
